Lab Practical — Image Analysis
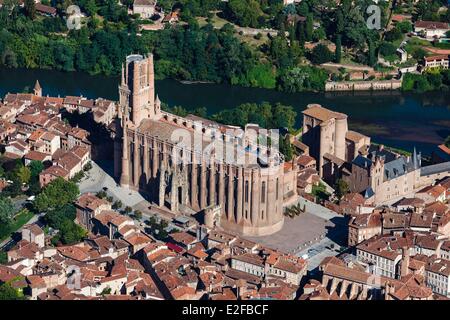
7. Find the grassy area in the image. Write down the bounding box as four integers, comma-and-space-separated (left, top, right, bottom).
0, 209, 35, 242
197, 14, 270, 49
408, 37, 432, 47
434, 42, 450, 50
197, 14, 231, 29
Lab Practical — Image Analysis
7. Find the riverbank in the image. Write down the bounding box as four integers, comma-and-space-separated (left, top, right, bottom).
1, 67, 449, 156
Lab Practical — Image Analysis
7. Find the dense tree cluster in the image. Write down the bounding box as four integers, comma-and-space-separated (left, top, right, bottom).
414, 0, 450, 22
0, 0, 142, 74
0, 159, 41, 198
146, 23, 262, 85
43, 204, 87, 245
0, 196, 14, 225
145, 216, 169, 241
2, 0, 447, 94
0, 282, 25, 300
34, 177, 80, 213
212, 101, 297, 131
277, 66, 328, 93
222, 0, 284, 29
402, 69, 450, 92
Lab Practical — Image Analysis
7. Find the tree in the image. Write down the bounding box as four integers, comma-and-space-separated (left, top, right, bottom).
0, 282, 25, 300
296, 21, 306, 45
24, 0, 36, 20
310, 44, 333, 65
16, 166, 31, 185
379, 42, 397, 57
84, 0, 98, 16
335, 179, 350, 200
96, 190, 107, 199
368, 41, 376, 67
412, 48, 427, 60
384, 28, 403, 42
44, 204, 87, 245
226, 0, 263, 28
279, 135, 294, 161
396, 21, 412, 34
335, 35, 342, 63
2, 176, 21, 198
305, 14, 313, 42
112, 200, 123, 210
278, 66, 328, 93
28, 161, 44, 178
83, 161, 93, 171
336, 9, 344, 34
134, 210, 142, 220
34, 178, 80, 212
0, 196, 14, 225
124, 206, 132, 215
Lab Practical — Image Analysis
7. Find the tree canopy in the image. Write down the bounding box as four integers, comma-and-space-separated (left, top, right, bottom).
44, 204, 87, 245
34, 178, 79, 212
0, 196, 14, 225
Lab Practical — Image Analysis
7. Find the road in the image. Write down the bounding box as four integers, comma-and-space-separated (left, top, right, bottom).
320, 63, 374, 72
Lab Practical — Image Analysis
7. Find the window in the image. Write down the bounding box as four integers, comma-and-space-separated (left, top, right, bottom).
245, 181, 249, 203
261, 181, 266, 203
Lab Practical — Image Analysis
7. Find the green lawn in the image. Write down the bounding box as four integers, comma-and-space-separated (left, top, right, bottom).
408, 37, 432, 47
0, 209, 35, 242
196, 14, 231, 29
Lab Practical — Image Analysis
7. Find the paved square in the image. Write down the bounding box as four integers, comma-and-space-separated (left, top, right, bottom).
245, 212, 334, 254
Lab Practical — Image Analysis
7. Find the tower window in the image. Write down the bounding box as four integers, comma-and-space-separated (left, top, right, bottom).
261, 181, 266, 203
245, 181, 249, 203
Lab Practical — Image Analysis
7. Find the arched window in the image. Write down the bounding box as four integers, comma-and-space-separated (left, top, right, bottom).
245, 181, 249, 203
261, 181, 266, 203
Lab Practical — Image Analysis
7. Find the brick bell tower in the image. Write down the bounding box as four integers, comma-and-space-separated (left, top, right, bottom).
118, 53, 159, 187
118, 53, 158, 126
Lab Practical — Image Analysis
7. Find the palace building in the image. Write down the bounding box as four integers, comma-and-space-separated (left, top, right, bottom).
114, 54, 298, 236
301, 104, 450, 205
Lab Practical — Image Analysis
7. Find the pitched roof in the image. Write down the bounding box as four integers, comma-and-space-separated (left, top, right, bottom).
302, 104, 347, 122
415, 20, 449, 30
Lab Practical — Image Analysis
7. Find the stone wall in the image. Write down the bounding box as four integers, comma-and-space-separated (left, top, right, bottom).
325, 80, 402, 92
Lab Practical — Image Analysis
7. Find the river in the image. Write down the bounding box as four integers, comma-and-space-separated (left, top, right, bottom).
1, 67, 449, 156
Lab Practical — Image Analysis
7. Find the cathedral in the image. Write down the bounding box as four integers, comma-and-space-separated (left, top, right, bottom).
114, 54, 299, 236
